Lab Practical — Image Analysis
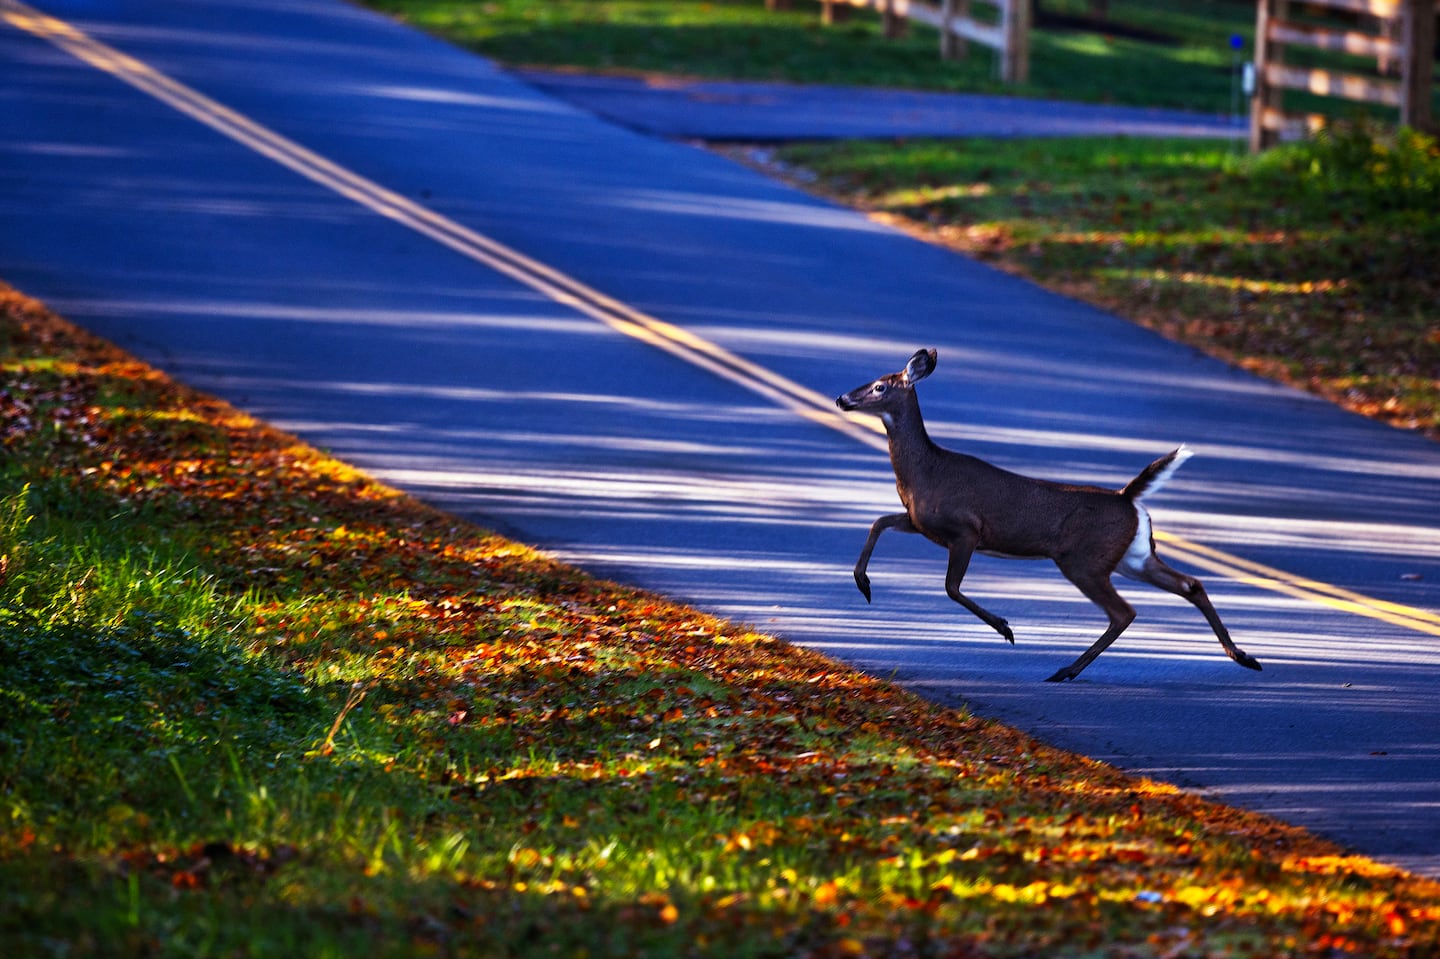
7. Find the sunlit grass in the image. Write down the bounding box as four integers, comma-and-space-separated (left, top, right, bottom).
3, 287, 1439, 954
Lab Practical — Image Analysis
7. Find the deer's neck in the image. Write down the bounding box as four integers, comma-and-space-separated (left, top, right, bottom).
882, 394, 941, 478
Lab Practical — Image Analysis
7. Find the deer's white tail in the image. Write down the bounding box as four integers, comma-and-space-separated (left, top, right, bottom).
1122, 445, 1193, 502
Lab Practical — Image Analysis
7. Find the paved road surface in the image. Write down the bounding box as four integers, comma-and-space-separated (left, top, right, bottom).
2, 0, 1437, 875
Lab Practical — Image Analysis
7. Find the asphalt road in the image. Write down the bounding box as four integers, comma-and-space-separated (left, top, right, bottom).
3, 0, 1438, 875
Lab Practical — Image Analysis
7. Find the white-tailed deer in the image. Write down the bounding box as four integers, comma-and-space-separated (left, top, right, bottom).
836, 348, 1262, 682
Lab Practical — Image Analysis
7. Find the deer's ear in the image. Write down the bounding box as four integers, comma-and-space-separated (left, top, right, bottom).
904, 349, 937, 384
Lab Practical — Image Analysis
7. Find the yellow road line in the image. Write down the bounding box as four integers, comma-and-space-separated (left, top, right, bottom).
0, 0, 887, 455
6, 0, 1435, 638
1157, 533, 1440, 636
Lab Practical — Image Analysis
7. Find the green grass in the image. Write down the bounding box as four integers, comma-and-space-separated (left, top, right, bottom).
4, 289, 1440, 955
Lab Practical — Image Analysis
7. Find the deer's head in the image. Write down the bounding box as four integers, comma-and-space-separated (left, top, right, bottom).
835, 348, 936, 414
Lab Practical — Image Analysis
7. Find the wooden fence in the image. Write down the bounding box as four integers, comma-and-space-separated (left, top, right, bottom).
768, 0, 1031, 83
1250, 0, 1437, 150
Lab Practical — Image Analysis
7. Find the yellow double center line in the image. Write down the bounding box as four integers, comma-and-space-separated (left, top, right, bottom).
0, 1, 879, 446
1156, 535, 1440, 635
6, 0, 1437, 638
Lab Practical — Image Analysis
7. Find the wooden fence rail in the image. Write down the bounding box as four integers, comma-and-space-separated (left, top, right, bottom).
1250, 0, 1436, 151
769, 0, 1030, 83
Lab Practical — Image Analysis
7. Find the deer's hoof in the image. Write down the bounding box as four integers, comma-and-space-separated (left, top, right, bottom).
998, 621, 1014, 645
1235, 651, 1263, 671
1044, 668, 1075, 683
854, 573, 872, 604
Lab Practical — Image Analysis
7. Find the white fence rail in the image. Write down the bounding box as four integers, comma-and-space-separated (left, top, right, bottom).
769, 0, 1031, 83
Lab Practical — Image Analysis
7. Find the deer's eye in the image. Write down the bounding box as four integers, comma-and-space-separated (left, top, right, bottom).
873, 383, 887, 394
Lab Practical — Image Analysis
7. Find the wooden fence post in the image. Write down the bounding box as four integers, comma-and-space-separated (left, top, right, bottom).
1249, 0, 1287, 152
940, 0, 969, 59
803, 0, 1029, 84
1000, 0, 1032, 83
1400, 0, 1437, 130
883, 0, 908, 38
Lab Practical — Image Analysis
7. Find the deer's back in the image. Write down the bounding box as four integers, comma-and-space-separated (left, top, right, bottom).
898, 449, 1138, 562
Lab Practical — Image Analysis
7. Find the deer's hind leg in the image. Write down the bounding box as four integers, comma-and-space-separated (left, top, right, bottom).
1127, 553, 1262, 672
1045, 564, 1136, 682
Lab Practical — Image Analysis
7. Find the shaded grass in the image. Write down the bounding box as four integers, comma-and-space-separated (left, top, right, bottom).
764, 125, 1439, 438
4, 285, 1440, 955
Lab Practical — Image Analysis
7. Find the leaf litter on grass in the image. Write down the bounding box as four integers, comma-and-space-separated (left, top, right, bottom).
3, 282, 1439, 955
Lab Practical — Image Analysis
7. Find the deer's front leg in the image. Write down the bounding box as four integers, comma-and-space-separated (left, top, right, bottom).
854, 512, 916, 603
945, 538, 1014, 643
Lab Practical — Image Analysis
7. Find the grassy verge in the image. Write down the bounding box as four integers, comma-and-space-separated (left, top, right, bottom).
759, 126, 1438, 438
5, 285, 1440, 956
